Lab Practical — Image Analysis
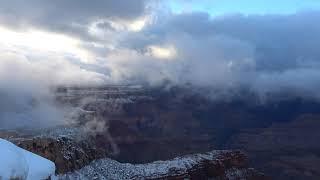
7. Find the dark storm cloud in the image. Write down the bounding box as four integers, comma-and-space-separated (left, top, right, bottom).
0, 0, 147, 22
0, 0, 149, 40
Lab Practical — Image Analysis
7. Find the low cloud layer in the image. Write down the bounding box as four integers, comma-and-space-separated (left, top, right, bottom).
0, 46, 106, 129
105, 11, 320, 99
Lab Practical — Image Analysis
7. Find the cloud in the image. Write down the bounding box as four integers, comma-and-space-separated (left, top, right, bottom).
0, 0, 148, 24
0, 0, 150, 42
103, 10, 320, 99
0, 46, 108, 129
1, 6, 320, 98
0, 52, 60, 129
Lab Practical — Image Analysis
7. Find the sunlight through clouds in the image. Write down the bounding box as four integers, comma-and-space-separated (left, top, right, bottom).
0, 26, 94, 63
147, 45, 177, 60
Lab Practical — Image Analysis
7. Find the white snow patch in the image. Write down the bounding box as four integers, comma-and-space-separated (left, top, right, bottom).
0, 139, 28, 179
0, 139, 56, 180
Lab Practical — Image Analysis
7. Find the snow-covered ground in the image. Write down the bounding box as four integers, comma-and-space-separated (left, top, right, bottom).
0, 139, 56, 180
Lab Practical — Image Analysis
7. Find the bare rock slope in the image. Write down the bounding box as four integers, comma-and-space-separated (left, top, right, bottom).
58, 150, 266, 180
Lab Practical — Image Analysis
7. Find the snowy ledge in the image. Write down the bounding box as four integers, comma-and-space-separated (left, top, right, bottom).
0, 138, 56, 180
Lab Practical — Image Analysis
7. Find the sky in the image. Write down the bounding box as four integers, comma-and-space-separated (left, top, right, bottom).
169, 0, 320, 15
1, 0, 320, 128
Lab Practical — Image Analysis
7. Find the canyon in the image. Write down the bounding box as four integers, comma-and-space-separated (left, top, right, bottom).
2, 85, 320, 179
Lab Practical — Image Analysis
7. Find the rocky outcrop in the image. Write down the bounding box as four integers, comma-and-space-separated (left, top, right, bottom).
1, 128, 266, 179
14, 137, 106, 174
1, 130, 266, 179
1, 128, 110, 174
58, 150, 267, 180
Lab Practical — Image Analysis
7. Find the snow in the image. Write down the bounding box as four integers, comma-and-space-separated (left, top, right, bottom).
0, 139, 56, 180
22, 148, 56, 180
0, 139, 28, 180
